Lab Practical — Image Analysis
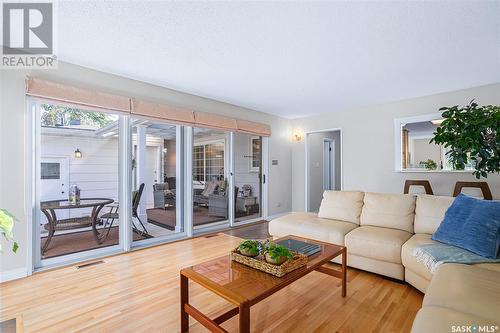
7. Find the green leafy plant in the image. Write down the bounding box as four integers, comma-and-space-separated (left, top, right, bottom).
264, 243, 293, 261
431, 101, 500, 179
420, 159, 437, 170
41, 104, 114, 128
0, 209, 19, 253
238, 239, 260, 257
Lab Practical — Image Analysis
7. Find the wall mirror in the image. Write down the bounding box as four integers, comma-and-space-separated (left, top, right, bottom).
394, 113, 473, 172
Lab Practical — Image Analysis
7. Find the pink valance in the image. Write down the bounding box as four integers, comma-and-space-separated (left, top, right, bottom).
26, 77, 131, 113
237, 119, 272, 136
26, 77, 271, 136
131, 99, 196, 125
194, 111, 238, 131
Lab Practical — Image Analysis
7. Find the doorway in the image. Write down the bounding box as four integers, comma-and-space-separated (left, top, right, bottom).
305, 129, 342, 212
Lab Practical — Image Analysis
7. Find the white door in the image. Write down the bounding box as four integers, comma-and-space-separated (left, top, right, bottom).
322, 139, 335, 191
144, 146, 159, 208
40, 156, 70, 222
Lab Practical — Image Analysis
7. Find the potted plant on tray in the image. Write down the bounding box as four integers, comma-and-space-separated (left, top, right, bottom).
238, 240, 261, 257
264, 243, 293, 265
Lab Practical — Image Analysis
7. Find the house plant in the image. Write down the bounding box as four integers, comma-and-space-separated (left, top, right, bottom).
420, 159, 437, 170
264, 243, 293, 265
237, 239, 260, 257
431, 101, 499, 179
0, 209, 19, 253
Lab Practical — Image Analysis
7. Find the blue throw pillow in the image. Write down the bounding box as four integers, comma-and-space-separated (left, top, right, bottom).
432, 194, 500, 259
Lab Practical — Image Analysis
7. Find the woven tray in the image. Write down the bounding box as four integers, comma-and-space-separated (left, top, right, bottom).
231, 249, 308, 277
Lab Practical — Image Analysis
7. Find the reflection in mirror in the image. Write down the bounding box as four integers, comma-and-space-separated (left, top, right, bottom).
400, 117, 472, 171
402, 120, 443, 170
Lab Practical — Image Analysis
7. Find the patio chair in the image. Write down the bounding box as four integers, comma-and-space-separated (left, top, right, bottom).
101, 183, 148, 237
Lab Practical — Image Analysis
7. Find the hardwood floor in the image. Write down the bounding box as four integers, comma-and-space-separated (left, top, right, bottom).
0, 233, 423, 333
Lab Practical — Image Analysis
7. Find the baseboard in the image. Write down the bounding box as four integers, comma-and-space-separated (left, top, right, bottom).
266, 211, 291, 221
0, 267, 28, 283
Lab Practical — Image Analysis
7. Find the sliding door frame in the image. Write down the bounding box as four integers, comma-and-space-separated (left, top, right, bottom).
29, 98, 124, 271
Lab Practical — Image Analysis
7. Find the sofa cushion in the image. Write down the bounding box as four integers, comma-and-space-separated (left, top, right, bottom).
423, 263, 500, 322
411, 306, 499, 333
344, 226, 412, 264
360, 192, 416, 233
401, 234, 439, 280
318, 191, 365, 224
432, 194, 500, 258
414, 195, 454, 234
269, 212, 358, 245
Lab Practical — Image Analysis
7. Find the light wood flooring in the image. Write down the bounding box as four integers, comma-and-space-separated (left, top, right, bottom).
0, 232, 423, 332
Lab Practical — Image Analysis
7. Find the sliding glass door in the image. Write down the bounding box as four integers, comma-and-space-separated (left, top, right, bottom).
233, 133, 263, 223
192, 127, 231, 231
36, 101, 122, 266
130, 119, 184, 246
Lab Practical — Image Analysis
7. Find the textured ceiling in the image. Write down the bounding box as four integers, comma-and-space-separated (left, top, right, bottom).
58, 1, 500, 119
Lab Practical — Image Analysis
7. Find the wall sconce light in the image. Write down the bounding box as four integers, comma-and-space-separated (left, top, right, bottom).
293, 129, 304, 142
74, 149, 82, 159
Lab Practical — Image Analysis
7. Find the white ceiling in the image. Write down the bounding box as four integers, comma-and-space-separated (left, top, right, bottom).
58, 1, 500, 119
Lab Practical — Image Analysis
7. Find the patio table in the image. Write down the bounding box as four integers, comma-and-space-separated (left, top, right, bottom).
40, 198, 114, 254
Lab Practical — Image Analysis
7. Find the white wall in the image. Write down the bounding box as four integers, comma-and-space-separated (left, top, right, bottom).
0, 62, 293, 277
292, 83, 500, 211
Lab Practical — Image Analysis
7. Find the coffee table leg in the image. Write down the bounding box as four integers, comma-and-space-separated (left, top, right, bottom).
342, 247, 347, 297
239, 303, 250, 333
180, 274, 189, 332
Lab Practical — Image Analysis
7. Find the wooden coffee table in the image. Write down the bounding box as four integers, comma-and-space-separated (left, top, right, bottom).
180, 235, 347, 333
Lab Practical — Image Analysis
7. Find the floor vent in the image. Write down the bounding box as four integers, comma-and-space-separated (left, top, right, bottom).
76, 260, 104, 269
204, 234, 219, 238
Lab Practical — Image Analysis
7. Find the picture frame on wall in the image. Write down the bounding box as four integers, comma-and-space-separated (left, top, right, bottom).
249, 136, 261, 172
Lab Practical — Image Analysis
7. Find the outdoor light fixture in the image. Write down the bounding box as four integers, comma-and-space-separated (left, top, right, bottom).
74, 149, 82, 159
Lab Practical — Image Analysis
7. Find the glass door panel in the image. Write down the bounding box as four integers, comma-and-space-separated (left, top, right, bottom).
192, 127, 230, 230
233, 133, 262, 223
38, 103, 120, 260
130, 120, 183, 243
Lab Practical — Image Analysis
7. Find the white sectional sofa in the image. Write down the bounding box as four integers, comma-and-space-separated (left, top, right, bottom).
269, 190, 500, 332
